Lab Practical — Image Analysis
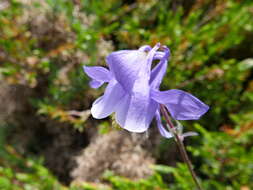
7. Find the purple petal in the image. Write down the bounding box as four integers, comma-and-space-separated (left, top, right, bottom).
106, 44, 160, 92
155, 111, 173, 138
114, 95, 130, 128
153, 51, 166, 60
146, 43, 161, 73
151, 89, 209, 120
106, 50, 147, 92
114, 44, 162, 132
113, 45, 160, 132
138, 45, 152, 51
83, 66, 112, 82
89, 80, 104, 89
91, 80, 125, 119
115, 94, 158, 133
150, 46, 170, 89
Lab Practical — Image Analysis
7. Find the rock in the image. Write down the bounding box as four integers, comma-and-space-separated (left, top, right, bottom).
71, 130, 155, 182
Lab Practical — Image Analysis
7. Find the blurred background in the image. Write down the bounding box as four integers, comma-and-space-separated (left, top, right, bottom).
0, 0, 253, 189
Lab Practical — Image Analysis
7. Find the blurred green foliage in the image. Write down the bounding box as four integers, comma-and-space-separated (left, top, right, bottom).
0, 0, 253, 189
155, 123, 253, 189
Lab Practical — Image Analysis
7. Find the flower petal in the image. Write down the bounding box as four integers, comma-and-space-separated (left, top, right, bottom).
146, 43, 161, 73
150, 46, 170, 89
153, 51, 165, 60
138, 45, 151, 51
113, 44, 161, 132
83, 66, 112, 86
113, 45, 160, 132
115, 95, 158, 133
89, 80, 104, 89
91, 80, 125, 119
114, 94, 130, 128
151, 89, 209, 120
155, 111, 173, 138
106, 50, 148, 92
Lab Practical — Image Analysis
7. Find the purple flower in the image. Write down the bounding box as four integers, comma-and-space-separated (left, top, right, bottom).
83, 43, 209, 138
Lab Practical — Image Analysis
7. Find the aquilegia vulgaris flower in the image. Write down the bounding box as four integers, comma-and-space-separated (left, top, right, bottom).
83, 43, 209, 138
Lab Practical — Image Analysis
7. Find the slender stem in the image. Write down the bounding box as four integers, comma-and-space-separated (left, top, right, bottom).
160, 104, 203, 190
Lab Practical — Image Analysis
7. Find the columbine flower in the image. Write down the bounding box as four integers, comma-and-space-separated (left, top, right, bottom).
83, 43, 209, 138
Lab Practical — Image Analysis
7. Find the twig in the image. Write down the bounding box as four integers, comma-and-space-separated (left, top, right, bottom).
160, 104, 203, 190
